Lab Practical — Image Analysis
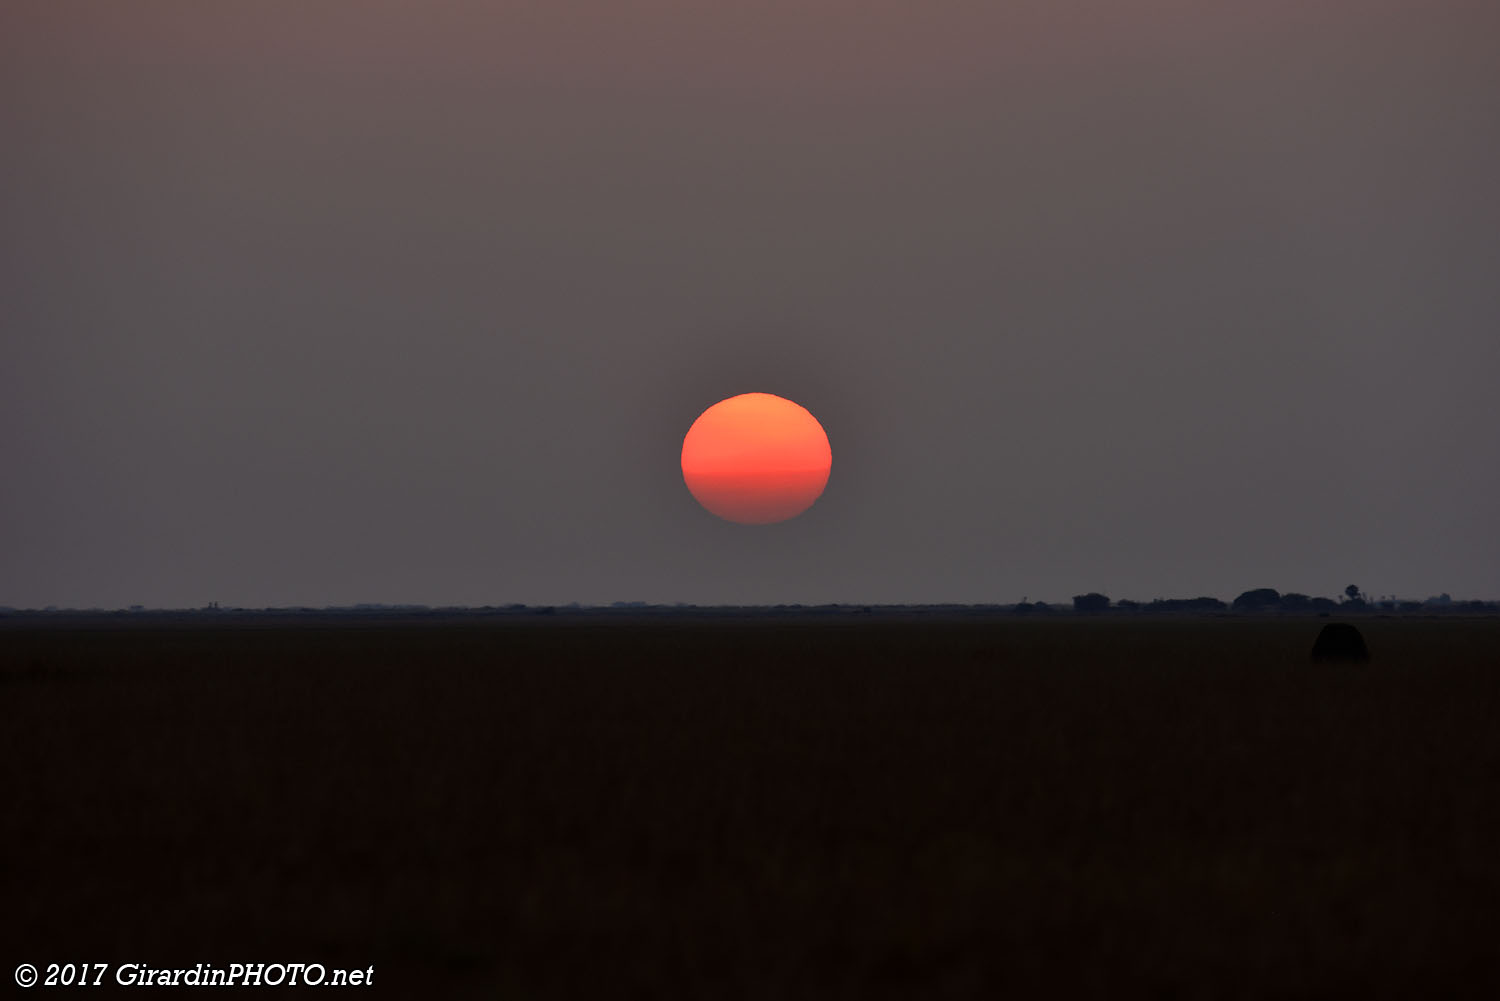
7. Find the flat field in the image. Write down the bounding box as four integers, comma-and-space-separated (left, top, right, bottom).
5, 614, 1499, 998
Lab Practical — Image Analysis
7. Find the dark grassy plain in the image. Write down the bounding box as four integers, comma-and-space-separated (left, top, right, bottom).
5, 614, 1499, 998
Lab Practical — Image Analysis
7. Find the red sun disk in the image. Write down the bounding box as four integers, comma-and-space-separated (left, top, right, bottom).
681, 393, 831, 525
682, 468, 832, 525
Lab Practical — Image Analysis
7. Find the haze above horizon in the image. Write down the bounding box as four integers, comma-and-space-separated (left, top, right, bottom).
3, 1, 1496, 608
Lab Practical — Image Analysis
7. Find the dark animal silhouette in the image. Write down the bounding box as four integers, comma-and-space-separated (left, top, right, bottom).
1310, 623, 1370, 663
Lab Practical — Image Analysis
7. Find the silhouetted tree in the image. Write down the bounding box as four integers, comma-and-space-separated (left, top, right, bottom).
1232, 588, 1281, 611
1072, 593, 1110, 613
1345, 584, 1362, 602
1280, 593, 1312, 611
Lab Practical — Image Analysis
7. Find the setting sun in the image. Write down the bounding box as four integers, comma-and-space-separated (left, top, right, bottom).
681, 393, 832, 525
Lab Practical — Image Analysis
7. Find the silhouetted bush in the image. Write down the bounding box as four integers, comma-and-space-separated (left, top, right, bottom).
1310, 622, 1370, 662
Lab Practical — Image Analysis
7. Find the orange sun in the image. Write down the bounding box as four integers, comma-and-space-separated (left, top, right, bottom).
681, 393, 832, 525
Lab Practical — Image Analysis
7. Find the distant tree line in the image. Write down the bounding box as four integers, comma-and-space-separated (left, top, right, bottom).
1070, 586, 1496, 615
1072, 594, 1226, 613
1114, 596, 1228, 613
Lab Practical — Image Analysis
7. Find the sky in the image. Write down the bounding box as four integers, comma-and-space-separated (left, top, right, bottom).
4, 0, 1497, 608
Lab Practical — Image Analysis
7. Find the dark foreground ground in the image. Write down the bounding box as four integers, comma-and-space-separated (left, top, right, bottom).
5, 615, 1499, 998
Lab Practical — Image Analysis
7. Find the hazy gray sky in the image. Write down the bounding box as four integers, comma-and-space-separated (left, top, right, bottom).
4, 1, 1497, 608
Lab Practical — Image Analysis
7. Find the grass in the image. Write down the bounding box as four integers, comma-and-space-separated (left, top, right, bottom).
5, 615, 1499, 997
